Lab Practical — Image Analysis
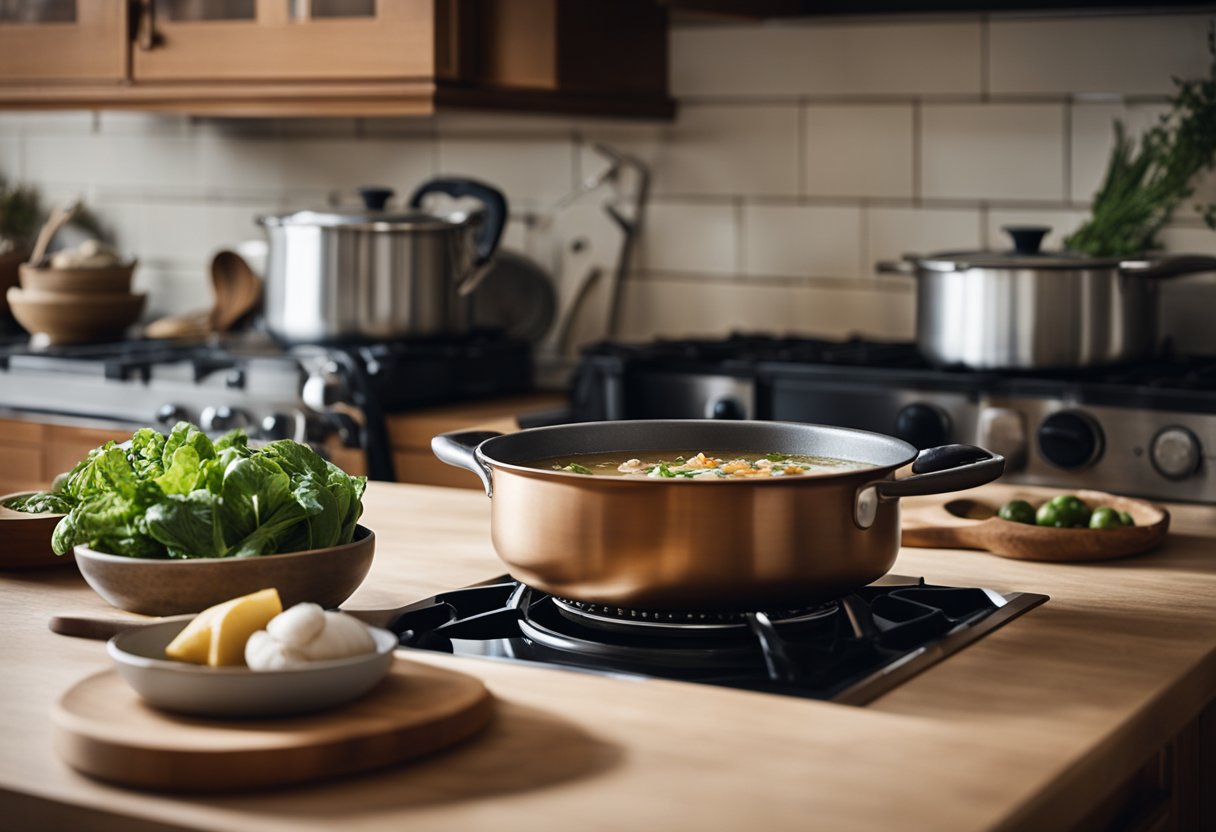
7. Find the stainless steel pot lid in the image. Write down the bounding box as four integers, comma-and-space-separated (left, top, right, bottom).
258, 184, 480, 231
912, 226, 1124, 271
257, 209, 461, 231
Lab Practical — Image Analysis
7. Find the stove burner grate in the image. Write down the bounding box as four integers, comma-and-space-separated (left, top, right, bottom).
551, 596, 839, 635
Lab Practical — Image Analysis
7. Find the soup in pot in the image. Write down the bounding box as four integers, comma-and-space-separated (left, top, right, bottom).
533, 451, 869, 479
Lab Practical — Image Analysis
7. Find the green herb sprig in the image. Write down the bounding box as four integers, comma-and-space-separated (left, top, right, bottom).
1066, 23, 1216, 257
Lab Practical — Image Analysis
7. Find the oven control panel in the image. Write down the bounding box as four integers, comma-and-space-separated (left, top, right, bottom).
979, 398, 1215, 504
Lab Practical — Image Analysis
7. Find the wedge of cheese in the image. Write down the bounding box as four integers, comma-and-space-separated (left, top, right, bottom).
165, 588, 283, 667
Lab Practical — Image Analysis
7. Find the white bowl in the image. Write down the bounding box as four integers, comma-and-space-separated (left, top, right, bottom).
107, 619, 397, 718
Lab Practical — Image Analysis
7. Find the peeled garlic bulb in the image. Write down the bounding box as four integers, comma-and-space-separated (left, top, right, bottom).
300, 612, 376, 661
266, 602, 326, 648
244, 630, 309, 670
244, 604, 377, 671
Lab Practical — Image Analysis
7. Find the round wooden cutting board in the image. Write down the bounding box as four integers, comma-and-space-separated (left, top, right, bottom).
52, 659, 494, 792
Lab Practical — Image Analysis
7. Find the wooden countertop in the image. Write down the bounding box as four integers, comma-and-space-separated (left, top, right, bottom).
1, 482, 1214, 832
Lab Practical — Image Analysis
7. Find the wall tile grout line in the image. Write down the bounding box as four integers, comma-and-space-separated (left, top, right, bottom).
1062, 101, 1073, 203
980, 14, 990, 103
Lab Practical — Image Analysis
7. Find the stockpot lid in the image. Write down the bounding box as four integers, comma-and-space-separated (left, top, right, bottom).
911, 225, 1124, 272
258, 185, 479, 232
258, 208, 476, 232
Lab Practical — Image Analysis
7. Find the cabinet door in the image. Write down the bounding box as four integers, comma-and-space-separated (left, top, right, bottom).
131, 0, 435, 82
0, 1, 127, 83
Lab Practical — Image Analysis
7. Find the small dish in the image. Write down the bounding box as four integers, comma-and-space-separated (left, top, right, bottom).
19, 261, 137, 294
74, 525, 375, 615
7, 286, 146, 345
0, 491, 71, 570
107, 618, 397, 718
901, 489, 1169, 562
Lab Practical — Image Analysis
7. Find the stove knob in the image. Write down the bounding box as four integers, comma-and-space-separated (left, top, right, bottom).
200, 405, 249, 433
1037, 410, 1103, 470
156, 404, 189, 426
1150, 426, 1202, 480
709, 397, 746, 420
895, 403, 950, 450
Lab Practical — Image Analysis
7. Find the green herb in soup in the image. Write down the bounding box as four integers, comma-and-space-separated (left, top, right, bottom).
544, 451, 867, 480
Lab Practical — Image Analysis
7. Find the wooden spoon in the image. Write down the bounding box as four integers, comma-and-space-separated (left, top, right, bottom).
27, 198, 80, 267
208, 250, 262, 332
900, 489, 1170, 562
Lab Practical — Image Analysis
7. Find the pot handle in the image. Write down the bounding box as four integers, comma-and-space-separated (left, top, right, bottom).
431, 430, 502, 497
1119, 255, 1216, 280
854, 444, 1005, 529
407, 178, 508, 269
875, 259, 917, 275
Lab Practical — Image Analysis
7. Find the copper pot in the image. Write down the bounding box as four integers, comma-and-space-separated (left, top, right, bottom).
433, 421, 1004, 611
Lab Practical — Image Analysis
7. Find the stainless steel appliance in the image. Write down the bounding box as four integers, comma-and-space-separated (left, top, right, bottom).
0, 330, 531, 480
879, 226, 1216, 370
259, 178, 507, 344
382, 574, 1047, 706
569, 335, 1216, 504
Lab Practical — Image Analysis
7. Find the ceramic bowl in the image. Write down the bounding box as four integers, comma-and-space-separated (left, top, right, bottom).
7, 287, 146, 345
19, 261, 137, 295
0, 491, 71, 570
74, 526, 375, 615
108, 617, 397, 717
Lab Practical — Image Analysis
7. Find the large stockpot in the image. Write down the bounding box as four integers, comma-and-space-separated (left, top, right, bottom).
880, 226, 1216, 370
259, 178, 507, 343
433, 420, 1004, 612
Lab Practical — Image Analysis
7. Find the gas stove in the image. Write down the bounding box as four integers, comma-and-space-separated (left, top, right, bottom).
0, 330, 531, 479
570, 335, 1216, 503
385, 575, 1047, 704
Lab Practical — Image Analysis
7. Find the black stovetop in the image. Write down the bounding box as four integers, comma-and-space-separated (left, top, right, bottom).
378, 575, 1047, 705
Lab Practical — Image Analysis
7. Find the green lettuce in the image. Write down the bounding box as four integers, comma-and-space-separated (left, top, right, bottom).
47, 421, 366, 559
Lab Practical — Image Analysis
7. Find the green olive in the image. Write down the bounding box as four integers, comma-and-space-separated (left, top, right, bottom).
1047, 494, 1091, 528
1089, 507, 1122, 529
1035, 502, 1061, 527
998, 500, 1036, 525
1118, 510, 1135, 527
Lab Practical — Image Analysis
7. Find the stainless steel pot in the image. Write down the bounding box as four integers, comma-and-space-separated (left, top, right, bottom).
433, 420, 1004, 611
880, 226, 1216, 370
259, 178, 507, 343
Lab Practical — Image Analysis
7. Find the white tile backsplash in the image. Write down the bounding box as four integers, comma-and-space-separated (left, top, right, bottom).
0, 10, 1210, 346
921, 103, 1066, 201
0, 137, 19, 181
654, 105, 800, 197
743, 204, 862, 279
865, 207, 982, 272
989, 14, 1214, 96
281, 138, 435, 193
672, 21, 981, 97
803, 105, 914, 199
617, 278, 914, 340
438, 137, 572, 202
640, 202, 737, 275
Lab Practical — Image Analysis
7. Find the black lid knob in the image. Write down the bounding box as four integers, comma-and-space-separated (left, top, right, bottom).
357, 186, 395, 211
1003, 226, 1051, 255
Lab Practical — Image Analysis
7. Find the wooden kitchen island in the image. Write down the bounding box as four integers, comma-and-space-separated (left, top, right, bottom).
0, 482, 1213, 832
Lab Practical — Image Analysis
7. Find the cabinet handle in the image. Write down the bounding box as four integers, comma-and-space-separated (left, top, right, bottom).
135, 0, 162, 51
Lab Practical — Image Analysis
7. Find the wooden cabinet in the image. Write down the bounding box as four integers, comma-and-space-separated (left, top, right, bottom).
0, 0, 673, 118
0, 418, 129, 495
386, 393, 565, 488
0, 1, 127, 85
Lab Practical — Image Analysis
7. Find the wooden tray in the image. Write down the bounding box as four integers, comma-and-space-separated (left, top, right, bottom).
52, 659, 494, 792
0, 492, 71, 570
901, 489, 1170, 562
